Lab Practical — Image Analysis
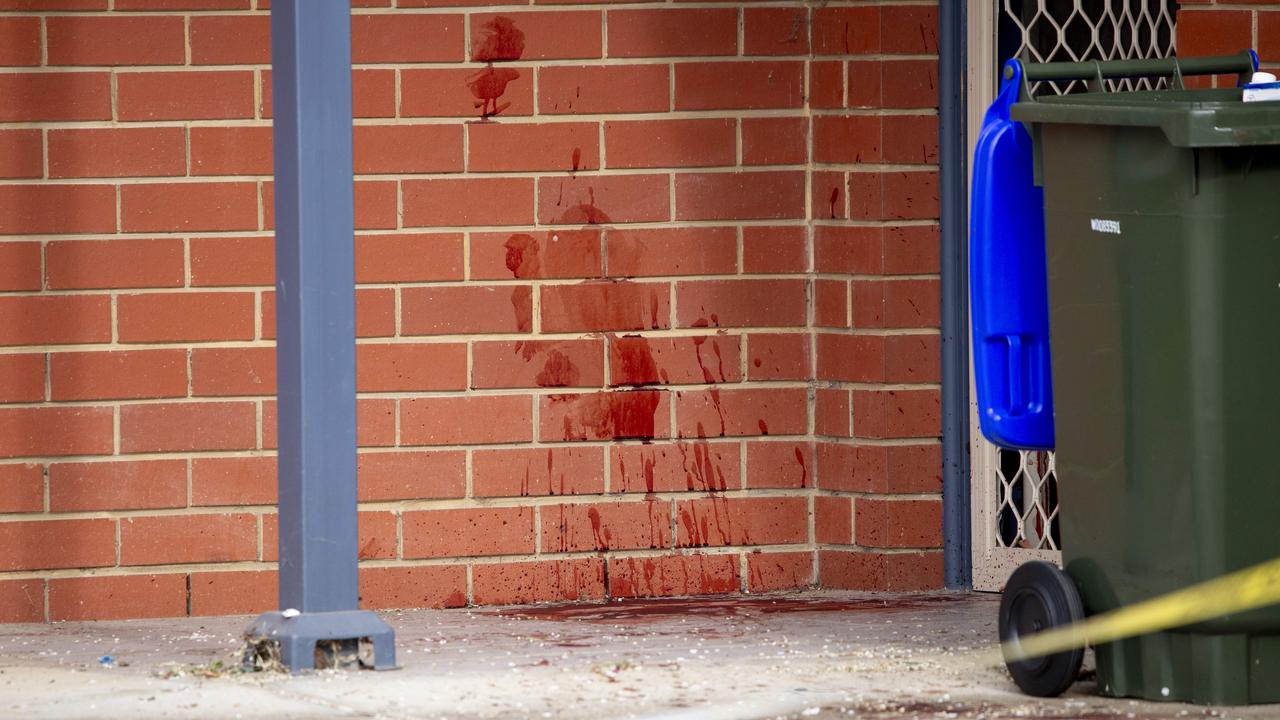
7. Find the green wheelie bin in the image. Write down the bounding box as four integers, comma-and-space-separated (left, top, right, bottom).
970, 51, 1280, 704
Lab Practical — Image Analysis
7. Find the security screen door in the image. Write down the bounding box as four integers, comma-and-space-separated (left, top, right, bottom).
967, 0, 1179, 591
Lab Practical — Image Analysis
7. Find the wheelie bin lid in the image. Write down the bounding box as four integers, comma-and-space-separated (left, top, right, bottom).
1009, 52, 1280, 148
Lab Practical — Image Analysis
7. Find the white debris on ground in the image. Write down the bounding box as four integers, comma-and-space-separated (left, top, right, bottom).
0, 591, 1272, 720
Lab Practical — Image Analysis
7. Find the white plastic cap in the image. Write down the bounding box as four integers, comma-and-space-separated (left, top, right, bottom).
1251, 71, 1278, 84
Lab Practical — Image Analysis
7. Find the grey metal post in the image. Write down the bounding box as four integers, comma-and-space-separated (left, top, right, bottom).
939, 0, 972, 589
244, 0, 395, 672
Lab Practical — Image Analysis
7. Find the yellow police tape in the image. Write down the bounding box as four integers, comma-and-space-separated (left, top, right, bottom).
1001, 556, 1280, 664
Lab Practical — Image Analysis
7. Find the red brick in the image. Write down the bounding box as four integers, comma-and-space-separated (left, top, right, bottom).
607, 227, 736, 277
856, 497, 941, 549
401, 395, 532, 446
853, 278, 940, 329
883, 115, 940, 165
541, 281, 670, 333
676, 171, 805, 221
357, 342, 466, 392
854, 389, 940, 440
608, 553, 739, 598
262, 397, 395, 449
359, 566, 468, 610
190, 347, 275, 397
51, 349, 186, 401
261, 68, 397, 119
191, 236, 274, 287
747, 550, 813, 592
469, 122, 598, 173
0, 0, 107, 9
122, 182, 258, 232
746, 332, 808, 381
189, 126, 271, 176
1261, 12, 1280, 61
0, 463, 43, 513
744, 7, 810, 56
742, 117, 807, 166
0, 579, 43, 623
886, 334, 940, 384
190, 570, 276, 617
604, 118, 735, 170
401, 67, 533, 118
47, 16, 184, 65
0, 72, 110, 122
816, 333, 882, 383
850, 171, 939, 221
815, 279, 848, 328
812, 5, 880, 55
810, 60, 844, 108
0, 130, 41, 178
472, 338, 604, 389
539, 65, 669, 114
819, 549, 943, 591
540, 390, 671, 441
815, 389, 850, 438
118, 291, 255, 343
814, 170, 847, 220
120, 401, 257, 453
815, 225, 882, 274
46, 239, 184, 290
610, 441, 739, 493
472, 229, 600, 281
0, 406, 113, 458
473, 558, 605, 605
403, 507, 535, 558
471, 11, 600, 61
675, 279, 806, 328
676, 496, 806, 547
676, 387, 807, 438
0, 519, 115, 571
882, 5, 938, 54
538, 174, 670, 225
403, 178, 534, 227
609, 334, 741, 386
117, 71, 254, 121
0, 242, 41, 291
543, 500, 670, 552
49, 574, 187, 622
49, 460, 186, 512
356, 233, 463, 283
0, 354, 43, 403
850, 59, 938, 109
473, 446, 605, 497
116, 0, 247, 8
190, 15, 269, 65
0, 17, 40, 66
817, 443, 940, 494
262, 288, 395, 340
607, 8, 736, 58
356, 511, 397, 560
47, 127, 182, 179
745, 440, 811, 489
814, 115, 881, 164
675, 61, 804, 110
0, 184, 116, 234
0, 295, 111, 347
815, 495, 852, 545
1178, 9, 1252, 57
352, 13, 463, 62
402, 285, 532, 335
355, 124, 464, 174
192, 455, 276, 506
121, 513, 256, 565
359, 450, 466, 502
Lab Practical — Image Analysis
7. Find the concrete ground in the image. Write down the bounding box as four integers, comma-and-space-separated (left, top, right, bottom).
0, 591, 1274, 719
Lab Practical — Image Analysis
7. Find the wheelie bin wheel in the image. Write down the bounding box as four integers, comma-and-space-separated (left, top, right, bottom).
998, 560, 1085, 697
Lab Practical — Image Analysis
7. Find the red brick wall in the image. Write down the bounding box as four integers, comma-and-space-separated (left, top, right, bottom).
1179, 0, 1280, 81
0, 0, 942, 623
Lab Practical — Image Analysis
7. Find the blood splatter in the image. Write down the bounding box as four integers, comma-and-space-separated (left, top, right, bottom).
535, 349, 580, 387
555, 186, 612, 225
571, 147, 581, 173
611, 335, 659, 387
504, 233, 541, 278
468, 17, 525, 119
757, 419, 769, 435
794, 446, 808, 487
587, 506, 609, 550
510, 286, 533, 333
554, 391, 662, 441
829, 186, 841, 218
